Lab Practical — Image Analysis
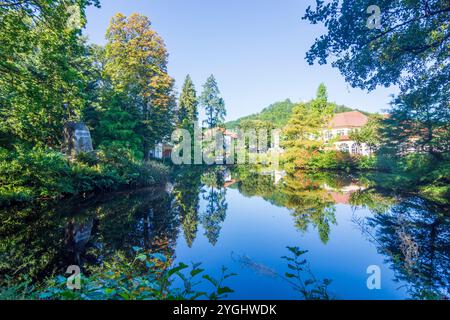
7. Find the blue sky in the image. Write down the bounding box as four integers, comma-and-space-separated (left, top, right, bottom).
85, 0, 396, 121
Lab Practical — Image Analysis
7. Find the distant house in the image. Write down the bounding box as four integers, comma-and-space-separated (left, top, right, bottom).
323, 111, 372, 156
150, 142, 173, 160
203, 128, 239, 162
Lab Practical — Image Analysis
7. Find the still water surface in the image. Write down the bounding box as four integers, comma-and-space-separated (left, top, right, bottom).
1, 166, 448, 299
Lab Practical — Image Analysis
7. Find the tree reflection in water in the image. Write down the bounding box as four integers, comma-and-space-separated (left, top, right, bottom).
1, 165, 448, 299
172, 166, 203, 247
234, 166, 449, 299
351, 192, 450, 299
200, 167, 228, 246
234, 167, 338, 244
0, 187, 179, 285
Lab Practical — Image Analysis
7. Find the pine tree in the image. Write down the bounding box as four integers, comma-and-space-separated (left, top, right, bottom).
177, 75, 198, 129
316, 83, 328, 104
200, 75, 226, 128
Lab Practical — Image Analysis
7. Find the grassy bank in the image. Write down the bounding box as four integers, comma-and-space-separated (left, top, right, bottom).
0, 146, 169, 207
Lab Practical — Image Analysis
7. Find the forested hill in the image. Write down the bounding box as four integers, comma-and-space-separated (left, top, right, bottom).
226, 99, 295, 129
226, 99, 370, 129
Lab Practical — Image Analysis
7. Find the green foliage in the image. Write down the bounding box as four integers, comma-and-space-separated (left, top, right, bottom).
104, 13, 176, 159
307, 151, 377, 172
227, 99, 295, 130
281, 246, 333, 300
303, 0, 449, 91
200, 75, 226, 128
172, 166, 204, 247
282, 84, 334, 171
38, 249, 235, 300
177, 75, 199, 129
95, 104, 144, 160
0, 276, 36, 300
200, 168, 228, 246
372, 153, 450, 202
0, 146, 169, 206
0, 146, 73, 205
303, 0, 449, 160
226, 99, 369, 130
0, 8, 176, 206
0, 1, 100, 147
316, 83, 328, 103
349, 115, 383, 154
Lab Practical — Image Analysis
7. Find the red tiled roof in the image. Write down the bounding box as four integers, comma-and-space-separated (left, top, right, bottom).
223, 130, 239, 139
329, 111, 368, 128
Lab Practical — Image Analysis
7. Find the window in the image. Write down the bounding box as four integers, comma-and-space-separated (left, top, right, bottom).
337, 130, 345, 136
351, 143, 361, 154
339, 143, 349, 153
325, 131, 333, 140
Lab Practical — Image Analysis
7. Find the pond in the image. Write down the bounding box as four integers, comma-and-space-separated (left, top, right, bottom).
1, 166, 449, 299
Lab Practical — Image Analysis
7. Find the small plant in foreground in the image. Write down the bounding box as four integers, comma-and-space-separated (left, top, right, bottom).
38, 248, 236, 300
281, 246, 333, 300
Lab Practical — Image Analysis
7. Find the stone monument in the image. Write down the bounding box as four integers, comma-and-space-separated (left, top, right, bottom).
63, 122, 94, 157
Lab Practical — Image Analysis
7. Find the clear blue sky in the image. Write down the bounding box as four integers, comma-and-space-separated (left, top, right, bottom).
85, 0, 396, 122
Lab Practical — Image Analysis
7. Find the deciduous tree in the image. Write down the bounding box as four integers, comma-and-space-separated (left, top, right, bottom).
105, 13, 175, 159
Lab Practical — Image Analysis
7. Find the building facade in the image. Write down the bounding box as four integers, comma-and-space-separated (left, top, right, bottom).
323, 111, 372, 156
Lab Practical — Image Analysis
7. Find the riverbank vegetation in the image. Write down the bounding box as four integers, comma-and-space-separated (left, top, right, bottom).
1, 248, 236, 300
0, 2, 177, 206
0, 0, 448, 301
0, 146, 169, 206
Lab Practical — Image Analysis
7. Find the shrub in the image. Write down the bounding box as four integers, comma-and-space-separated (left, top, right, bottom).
0, 146, 73, 205
305, 150, 376, 172
38, 249, 236, 300
0, 146, 170, 206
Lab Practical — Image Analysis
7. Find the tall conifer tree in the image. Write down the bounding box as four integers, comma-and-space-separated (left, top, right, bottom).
200, 75, 226, 129
177, 75, 198, 129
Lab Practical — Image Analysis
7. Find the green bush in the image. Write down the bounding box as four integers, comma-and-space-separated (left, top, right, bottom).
371, 153, 450, 202
0, 147, 73, 205
306, 151, 376, 172
38, 249, 235, 300
0, 146, 170, 206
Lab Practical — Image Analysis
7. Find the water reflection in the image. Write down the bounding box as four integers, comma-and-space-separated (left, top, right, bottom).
0, 165, 448, 299
352, 194, 450, 299
0, 187, 178, 282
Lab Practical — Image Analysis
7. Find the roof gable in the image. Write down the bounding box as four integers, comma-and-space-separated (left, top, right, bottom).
329, 111, 368, 128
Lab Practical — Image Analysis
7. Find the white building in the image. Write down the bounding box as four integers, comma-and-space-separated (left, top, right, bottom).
150, 142, 173, 160
323, 111, 372, 156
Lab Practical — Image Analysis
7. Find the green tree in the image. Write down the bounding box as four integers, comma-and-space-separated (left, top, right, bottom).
316, 82, 328, 104
200, 75, 226, 128
172, 166, 203, 248
0, 1, 100, 148
381, 75, 449, 157
281, 172, 336, 244
177, 75, 199, 129
104, 13, 176, 160
282, 85, 334, 170
200, 169, 228, 246
226, 99, 295, 130
349, 115, 383, 154
303, 0, 450, 157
